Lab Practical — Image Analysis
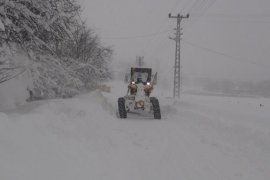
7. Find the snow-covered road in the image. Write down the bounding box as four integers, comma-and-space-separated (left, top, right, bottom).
1, 81, 270, 180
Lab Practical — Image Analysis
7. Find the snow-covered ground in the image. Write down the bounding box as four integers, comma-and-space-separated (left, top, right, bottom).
1, 80, 270, 180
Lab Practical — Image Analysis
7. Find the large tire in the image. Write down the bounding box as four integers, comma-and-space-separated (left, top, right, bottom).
118, 97, 127, 118
150, 97, 161, 119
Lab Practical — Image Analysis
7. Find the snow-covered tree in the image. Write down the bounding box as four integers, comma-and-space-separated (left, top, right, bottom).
61, 23, 112, 88
0, 0, 113, 100
0, 0, 80, 54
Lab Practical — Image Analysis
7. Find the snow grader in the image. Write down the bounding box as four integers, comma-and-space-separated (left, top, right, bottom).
118, 67, 161, 119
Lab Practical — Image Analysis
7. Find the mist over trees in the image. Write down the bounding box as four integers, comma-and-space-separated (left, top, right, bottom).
0, 0, 112, 99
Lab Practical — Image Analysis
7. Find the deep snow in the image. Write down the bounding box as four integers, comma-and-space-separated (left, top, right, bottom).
0, 80, 270, 180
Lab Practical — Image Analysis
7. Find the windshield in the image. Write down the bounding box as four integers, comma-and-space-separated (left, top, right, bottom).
134, 72, 149, 83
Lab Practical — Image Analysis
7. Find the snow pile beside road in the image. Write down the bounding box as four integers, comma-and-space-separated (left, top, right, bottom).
1, 84, 270, 180
0, 71, 30, 111
0, 91, 114, 180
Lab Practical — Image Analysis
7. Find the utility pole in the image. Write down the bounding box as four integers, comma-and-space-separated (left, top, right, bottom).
169, 13, 189, 98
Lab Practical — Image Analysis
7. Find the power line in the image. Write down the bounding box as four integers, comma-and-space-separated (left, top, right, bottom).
194, 0, 209, 13
182, 39, 270, 69
179, 0, 194, 13
189, 0, 203, 13
191, 13, 270, 19
189, 18, 270, 24
100, 29, 173, 40
189, 0, 210, 14
200, 0, 217, 14
144, 0, 193, 59
185, 0, 217, 32
188, 12, 270, 24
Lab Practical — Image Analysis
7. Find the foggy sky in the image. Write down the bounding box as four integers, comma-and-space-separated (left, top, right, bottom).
79, 0, 270, 81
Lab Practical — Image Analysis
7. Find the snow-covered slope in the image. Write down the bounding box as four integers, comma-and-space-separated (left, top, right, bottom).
0, 80, 270, 180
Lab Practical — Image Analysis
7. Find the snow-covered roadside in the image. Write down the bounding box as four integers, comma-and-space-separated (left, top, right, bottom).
0, 53, 32, 111
0, 91, 116, 180
0, 72, 30, 111
0, 81, 270, 180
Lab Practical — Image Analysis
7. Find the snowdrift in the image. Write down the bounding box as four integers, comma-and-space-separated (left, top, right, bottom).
1, 83, 270, 180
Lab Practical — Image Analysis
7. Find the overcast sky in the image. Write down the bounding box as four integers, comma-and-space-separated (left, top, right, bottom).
79, 0, 270, 81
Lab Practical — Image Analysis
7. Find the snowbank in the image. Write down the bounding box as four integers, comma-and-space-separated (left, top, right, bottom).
1, 81, 270, 180
0, 71, 31, 111
0, 50, 33, 111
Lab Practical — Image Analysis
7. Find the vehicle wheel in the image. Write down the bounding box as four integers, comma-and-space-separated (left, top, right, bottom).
118, 97, 127, 118
150, 97, 161, 119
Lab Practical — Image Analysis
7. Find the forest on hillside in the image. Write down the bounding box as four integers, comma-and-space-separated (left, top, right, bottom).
0, 0, 112, 99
